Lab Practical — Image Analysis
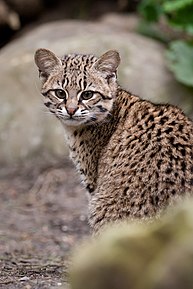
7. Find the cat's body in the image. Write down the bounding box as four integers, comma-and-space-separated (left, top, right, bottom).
35, 49, 193, 232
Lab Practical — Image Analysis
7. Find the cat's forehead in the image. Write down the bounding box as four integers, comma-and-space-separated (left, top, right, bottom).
58, 53, 100, 90
61, 53, 98, 71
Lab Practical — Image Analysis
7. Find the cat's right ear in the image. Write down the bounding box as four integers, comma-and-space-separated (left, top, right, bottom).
34, 48, 62, 82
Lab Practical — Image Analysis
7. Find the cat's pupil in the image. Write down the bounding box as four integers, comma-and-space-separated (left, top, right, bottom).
81, 91, 94, 100
55, 89, 66, 99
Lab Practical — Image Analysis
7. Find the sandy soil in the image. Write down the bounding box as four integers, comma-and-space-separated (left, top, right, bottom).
0, 158, 89, 289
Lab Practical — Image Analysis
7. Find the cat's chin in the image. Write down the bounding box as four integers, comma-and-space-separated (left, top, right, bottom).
58, 113, 108, 127
59, 117, 91, 127
59, 119, 83, 127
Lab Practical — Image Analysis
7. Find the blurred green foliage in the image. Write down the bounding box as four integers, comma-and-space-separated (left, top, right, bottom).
138, 0, 193, 87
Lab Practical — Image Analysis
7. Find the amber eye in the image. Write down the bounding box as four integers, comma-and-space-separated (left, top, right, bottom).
81, 91, 94, 100
55, 89, 66, 99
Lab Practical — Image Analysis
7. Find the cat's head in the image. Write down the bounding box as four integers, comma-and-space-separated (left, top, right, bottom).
34, 48, 120, 127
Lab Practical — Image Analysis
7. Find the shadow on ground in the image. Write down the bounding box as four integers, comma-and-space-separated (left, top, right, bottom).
0, 158, 89, 289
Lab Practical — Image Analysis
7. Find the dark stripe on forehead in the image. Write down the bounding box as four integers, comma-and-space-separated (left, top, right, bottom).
83, 78, 87, 90
78, 78, 82, 89
63, 77, 69, 88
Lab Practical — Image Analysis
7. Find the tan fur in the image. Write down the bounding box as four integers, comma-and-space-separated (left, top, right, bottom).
35, 49, 193, 232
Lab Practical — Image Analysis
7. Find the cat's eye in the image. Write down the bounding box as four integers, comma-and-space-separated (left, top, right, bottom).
81, 91, 94, 100
55, 89, 66, 99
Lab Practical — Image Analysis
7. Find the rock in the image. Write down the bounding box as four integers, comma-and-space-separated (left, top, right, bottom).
0, 0, 20, 30
70, 199, 193, 289
1, 15, 193, 164
6, 0, 43, 19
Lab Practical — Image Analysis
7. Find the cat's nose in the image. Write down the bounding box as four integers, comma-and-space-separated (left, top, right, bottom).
66, 106, 77, 116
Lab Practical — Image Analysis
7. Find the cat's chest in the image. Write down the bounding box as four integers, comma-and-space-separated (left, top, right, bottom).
64, 127, 98, 187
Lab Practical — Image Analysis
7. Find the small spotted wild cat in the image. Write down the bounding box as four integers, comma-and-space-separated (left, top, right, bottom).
35, 48, 193, 232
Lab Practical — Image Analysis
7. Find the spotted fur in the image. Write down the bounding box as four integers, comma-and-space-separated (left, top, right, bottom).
35, 48, 193, 232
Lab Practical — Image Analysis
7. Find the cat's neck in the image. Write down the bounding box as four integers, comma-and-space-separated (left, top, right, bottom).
61, 88, 140, 192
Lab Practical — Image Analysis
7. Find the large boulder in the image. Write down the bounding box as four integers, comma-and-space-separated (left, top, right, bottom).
1, 14, 193, 164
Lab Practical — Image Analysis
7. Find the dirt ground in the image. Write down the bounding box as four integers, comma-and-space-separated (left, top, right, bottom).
0, 158, 90, 289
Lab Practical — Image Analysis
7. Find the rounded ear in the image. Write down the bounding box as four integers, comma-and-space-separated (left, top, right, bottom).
34, 48, 62, 76
94, 50, 121, 75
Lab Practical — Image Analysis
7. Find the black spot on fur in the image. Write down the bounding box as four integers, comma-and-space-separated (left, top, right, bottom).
181, 161, 186, 172
165, 168, 172, 174
157, 159, 162, 169
171, 189, 176, 195
130, 162, 137, 169
96, 105, 108, 113
44, 102, 52, 107
130, 144, 135, 150
147, 133, 151, 140
158, 110, 164, 117
169, 121, 176, 126
124, 99, 128, 106
79, 129, 84, 137
181, 136, 188, 142
157, 145, 162, 152
180, 148, 186, 157
150, 123, 155, 130
138, 125, 143, 130
123, 187, 129, 196
165, 127, 173, 134
143, 143, 149, 150
169, 137, 175, 144
156, 129, 161, 137
147, 115, 154, 122
179, 124, 184, 132
150, 151, 156, 158
86, 184, 94, 194
160, 116, 169, 125
141, 111, 149, 119
155, 171, 159, 179
181, 178, 185, 186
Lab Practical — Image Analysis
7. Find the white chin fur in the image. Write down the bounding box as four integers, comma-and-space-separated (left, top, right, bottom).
60, 118, 85, 127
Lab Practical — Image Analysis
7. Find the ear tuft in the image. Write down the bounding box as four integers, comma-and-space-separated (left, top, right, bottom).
95, 50, 121, 75
34, 48, 62, 76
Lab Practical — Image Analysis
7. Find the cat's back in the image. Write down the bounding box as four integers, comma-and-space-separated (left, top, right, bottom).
97, 89, 193, 216
101, 89, 193, 159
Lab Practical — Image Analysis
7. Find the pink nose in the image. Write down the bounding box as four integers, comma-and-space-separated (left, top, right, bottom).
66, 107, 77, 116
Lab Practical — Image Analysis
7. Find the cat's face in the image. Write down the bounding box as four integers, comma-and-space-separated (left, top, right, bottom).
34, 49, 120, 127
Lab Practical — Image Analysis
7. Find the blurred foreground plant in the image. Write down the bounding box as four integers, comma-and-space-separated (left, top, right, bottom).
138, 0, 193, 88
70, 199, 193, 289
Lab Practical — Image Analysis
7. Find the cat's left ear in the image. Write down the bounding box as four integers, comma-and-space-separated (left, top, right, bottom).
34, 48, 62, 81
94, 50, 121, 76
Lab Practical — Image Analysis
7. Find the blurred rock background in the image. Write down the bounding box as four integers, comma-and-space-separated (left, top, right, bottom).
0, 0, 193, 165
